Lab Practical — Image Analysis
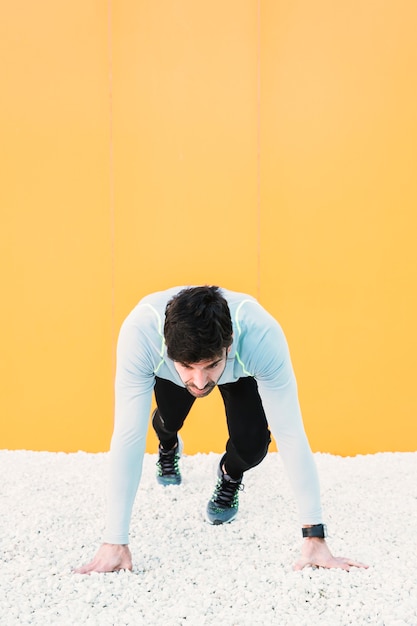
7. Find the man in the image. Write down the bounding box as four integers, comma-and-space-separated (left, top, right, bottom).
76, 286, 367, 573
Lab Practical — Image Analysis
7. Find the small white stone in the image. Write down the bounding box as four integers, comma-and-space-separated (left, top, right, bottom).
1, 450, 417, 625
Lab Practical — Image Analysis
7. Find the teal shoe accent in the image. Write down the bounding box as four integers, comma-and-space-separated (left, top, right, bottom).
156, 435, 183, 486
206, 461, 243, 525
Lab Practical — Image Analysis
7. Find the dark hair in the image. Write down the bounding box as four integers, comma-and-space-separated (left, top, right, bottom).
164, 286, 233, 363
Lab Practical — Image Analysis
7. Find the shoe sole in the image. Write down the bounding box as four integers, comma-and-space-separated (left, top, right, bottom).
205, 507, 238, 525
157, 475, 182, 486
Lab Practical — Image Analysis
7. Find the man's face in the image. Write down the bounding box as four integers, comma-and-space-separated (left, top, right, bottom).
174, 349, 228, 398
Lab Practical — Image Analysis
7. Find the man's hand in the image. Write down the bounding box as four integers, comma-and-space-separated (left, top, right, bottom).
74, 543, 133, 574
293, 538, 368, 572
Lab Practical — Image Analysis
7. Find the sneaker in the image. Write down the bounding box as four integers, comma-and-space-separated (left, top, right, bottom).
156, 435, 183, 486
206, 460, 243, 525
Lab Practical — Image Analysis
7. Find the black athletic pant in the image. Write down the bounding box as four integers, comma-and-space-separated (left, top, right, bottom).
152, 376, 271, 480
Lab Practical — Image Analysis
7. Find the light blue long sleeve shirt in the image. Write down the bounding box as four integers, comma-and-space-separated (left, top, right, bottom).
104, 287, 322, 544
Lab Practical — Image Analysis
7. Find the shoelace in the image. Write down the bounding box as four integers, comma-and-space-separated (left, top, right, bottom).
157, 447, 179, 475
212, 476, 243, 507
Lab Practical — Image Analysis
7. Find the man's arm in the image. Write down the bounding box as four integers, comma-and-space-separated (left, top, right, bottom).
75, 312, 156, 573
251, 317, 368, 570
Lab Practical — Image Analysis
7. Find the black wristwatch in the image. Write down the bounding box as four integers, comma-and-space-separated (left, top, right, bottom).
302, 524, 327, 539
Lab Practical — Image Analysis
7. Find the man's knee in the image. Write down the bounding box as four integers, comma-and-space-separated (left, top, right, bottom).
152, 408, 176, 437
226, 429, 271, 472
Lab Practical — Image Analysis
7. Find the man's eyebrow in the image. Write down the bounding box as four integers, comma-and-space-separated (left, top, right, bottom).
178, 356, 225, 368
208, 358, 223, 366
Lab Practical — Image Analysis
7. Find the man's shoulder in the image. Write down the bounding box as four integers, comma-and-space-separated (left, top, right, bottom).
119, 288, 178, 331
220, 287, 258, 308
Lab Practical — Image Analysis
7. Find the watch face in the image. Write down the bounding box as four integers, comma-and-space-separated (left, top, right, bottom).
302, 524, 327, 538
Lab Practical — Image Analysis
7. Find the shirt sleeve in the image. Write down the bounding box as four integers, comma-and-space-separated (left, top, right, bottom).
249, 308, 323, 525
103, 315, 155, 544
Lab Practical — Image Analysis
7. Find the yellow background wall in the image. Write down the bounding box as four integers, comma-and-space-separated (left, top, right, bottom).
1, 1, 416, 455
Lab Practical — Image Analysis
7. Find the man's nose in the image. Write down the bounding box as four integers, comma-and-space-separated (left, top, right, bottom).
192, 370, 208, 389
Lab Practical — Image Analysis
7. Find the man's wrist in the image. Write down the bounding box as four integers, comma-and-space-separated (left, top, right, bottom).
302, 524, 327, 539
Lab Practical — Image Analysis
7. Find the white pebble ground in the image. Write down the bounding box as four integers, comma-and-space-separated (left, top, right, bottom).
1, 449, 416, 625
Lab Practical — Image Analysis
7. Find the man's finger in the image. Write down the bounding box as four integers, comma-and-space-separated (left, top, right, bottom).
340, 558, 369, 569
73, 565, 92, 575
73, 561, 103, 574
